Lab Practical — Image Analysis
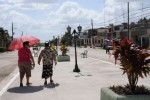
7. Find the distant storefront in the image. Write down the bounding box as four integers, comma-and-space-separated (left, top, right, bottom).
131, 28, 149, 48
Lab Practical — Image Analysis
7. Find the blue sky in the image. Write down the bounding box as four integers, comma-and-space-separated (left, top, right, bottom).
0, 0, 149, 42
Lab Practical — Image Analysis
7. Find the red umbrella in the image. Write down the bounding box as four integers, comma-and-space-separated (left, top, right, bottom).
8, 35, 40, 50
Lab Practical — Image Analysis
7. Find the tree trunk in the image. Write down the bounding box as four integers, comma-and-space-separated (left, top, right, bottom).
127, 73, 138, 94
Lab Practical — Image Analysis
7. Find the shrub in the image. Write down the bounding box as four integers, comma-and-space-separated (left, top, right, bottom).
0, 47, 7, 52
112, 38, 150, 94
60, 45, 68, 56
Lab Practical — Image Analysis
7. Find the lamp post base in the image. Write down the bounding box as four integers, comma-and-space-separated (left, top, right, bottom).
73, 65, 80, 72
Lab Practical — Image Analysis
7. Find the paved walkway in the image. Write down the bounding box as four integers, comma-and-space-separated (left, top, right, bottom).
0, 47, 150, 100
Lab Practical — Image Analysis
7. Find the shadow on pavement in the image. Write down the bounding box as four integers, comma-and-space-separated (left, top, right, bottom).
75, 73, 93, 77
7, 85, 43, 93
45, 83, 60, 88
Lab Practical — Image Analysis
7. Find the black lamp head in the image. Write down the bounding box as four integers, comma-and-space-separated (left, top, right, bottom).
77, 25, 82, 32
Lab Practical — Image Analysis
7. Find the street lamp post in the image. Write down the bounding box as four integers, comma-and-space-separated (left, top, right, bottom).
55, 37, 58, 55
67, 25, 71, 33
56, 36, 59, 55
67, 25, 71, 45
72, 25, 82, 72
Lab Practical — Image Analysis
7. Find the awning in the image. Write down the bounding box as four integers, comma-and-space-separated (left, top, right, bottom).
139, 34, 150, 37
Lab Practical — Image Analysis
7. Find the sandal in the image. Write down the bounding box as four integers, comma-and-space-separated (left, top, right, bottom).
26, 83, 32, 86
50, 80, 53, 83
44, 81, 47, 85
20, 83, 23, 87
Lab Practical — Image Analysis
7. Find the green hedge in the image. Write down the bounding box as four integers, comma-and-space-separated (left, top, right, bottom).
0, 47, 7, 52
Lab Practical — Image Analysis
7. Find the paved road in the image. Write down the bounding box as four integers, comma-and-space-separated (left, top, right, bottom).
68, 46, 116, 64
0, 47, 149, 100
0, 47, 115, 83
0, 51, 18, 82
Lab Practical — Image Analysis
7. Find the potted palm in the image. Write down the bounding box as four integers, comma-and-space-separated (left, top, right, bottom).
57, 45, 70, 62
101, 38, 150, 100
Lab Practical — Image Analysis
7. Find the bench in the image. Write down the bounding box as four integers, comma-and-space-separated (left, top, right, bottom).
80, 50, 88, 58
33, 50, 38, 57
32, 46, 41, 57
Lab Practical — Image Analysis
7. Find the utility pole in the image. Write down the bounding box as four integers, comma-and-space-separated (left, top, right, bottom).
12, 22, 14, 40
104, 0, 105, 26
91, 19, 93, 48
91, 19, 93, 34
123, 10, 125, 22
21, 31, 23, 36
141, 0, 143, 19
111, 24, 113, 40
128, 2, 130, 40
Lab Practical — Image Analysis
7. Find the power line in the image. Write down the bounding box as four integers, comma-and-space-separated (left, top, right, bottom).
92, 5, 150, 26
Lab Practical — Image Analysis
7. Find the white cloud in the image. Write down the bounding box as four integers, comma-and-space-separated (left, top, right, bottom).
1, 0, 56, 10
16, 3, 50, 10
0, 10, 38, 34
0, 0, 150, 42
4, 0, 57, 4
102, 0, 150, 26
0, 4, 13, 13
52, 1, 103, 29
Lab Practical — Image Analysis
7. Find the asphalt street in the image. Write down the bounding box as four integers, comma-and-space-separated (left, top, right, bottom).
0, 51, 18, 82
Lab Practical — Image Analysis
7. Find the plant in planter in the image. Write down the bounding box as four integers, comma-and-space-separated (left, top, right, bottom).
111, 38, 150, 94
101, 38, 150, 100
60, 45, 68, 56
57, 45, 70, 62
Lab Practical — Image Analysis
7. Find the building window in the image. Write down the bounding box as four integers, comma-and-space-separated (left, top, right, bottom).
101, 39, 103, 44
109, 28, 112, 32
124, 26, 127, 29
114, 26, 119, 31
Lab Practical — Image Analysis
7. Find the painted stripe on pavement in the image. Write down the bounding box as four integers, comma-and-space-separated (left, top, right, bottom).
88, 57, 120, 66
0, 72, 19, 97
70, 52, 120, 66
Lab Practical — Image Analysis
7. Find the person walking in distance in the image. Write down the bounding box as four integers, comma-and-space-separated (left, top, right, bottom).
18, 41, 35, 87
105, 40, 110, 54
38, 41, 57, 85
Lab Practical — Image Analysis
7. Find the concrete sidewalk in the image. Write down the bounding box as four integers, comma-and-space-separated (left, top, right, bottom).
0, 48, 149, 100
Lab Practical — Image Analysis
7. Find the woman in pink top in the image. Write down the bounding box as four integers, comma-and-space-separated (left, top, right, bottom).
18, 41, 35, 87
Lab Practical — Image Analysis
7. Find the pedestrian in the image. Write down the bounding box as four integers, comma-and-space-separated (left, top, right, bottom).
18, 41, 35, 87
105, 40, 110, 54
38, 41, 57, 85
51, 45, 58, 56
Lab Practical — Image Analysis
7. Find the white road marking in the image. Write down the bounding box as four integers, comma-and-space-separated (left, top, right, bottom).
89, 57, 119, 66
70, 52, 120, 66
0, 72, 19, 97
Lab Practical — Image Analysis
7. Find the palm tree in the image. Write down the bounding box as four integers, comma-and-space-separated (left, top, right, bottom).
137, 17, 149, 25
4, 30, 9, 47
0, 27, 9, 47
0, 27, 5, 47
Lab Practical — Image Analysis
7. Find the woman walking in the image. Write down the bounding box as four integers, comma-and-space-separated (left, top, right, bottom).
38, 42, 57, 85
18, 41, 35, 87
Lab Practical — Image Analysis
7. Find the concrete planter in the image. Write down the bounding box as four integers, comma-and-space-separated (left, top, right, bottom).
57, 55, 70, 62
101, 87, 150, 100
